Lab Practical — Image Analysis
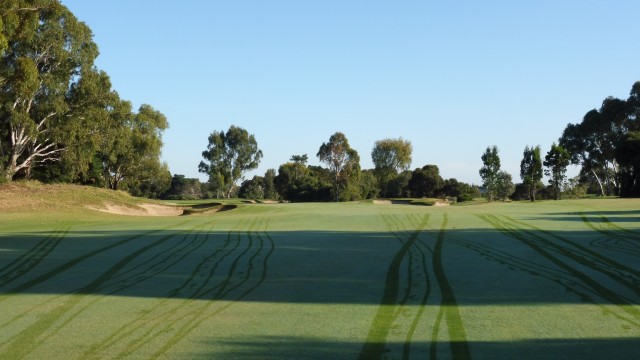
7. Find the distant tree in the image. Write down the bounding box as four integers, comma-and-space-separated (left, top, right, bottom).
317, 132, 360, 202
359, 169, 379, 199
495, 171, 515, 201
520, 145, 543, 202
408, 165, 443, 198
371, 138, 412, 197
262, 168, 278, 200
162, 174, 204, 200
479, 146, 501, 201
199, 125, 263, 198
239, 176, 264, 199
544, 143, 571, 200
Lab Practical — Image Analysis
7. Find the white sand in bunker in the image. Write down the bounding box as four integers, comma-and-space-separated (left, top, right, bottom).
87, 203, 184, 216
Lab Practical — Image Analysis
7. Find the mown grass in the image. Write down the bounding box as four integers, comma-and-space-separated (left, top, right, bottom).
0, 184, 639, 359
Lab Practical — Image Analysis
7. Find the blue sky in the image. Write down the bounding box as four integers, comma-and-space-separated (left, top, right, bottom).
61, 0, 640, 185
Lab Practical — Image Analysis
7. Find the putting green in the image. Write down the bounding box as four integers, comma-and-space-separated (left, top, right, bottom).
0, 199, 639, 359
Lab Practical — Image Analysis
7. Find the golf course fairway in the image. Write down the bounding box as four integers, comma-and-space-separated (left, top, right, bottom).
1, 194, 639, 359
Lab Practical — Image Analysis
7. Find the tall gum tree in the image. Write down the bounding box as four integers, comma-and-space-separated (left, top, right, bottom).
371, 137, 412, 197
0, 1, 98, 180
317, 132, 360, 202
199, 125, 263, 198
520, 145, 543, 202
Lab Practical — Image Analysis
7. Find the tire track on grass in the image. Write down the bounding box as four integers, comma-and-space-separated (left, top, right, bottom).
81, 216, 275, 359
148, 216, 276, 359
0, 221, 188, 300
0, 220, 198, 359
503, 215, 640, 293
80, 218, 250, 359
0, 225, 70, 288
479, 214, 640, 326
359, 212, 433, 360
33, 222, 218, 348
580, 214, 640, 257
430, 214, 471, 360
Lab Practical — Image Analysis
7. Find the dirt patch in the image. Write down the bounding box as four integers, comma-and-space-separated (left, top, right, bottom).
87, 203, 184, 217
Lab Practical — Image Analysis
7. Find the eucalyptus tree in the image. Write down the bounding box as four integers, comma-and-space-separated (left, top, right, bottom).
0, 1, 98, 180
544, 143, 571, 200
495, 171, 515, 201
100, 104, 169, 191
199, 125, 263, 198
479, 145, 501, 201
371, 137, 412, 197
317, 132, 360, 202
520, 145, 543, 202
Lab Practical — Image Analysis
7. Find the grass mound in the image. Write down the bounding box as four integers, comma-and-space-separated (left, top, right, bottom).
0, 181, 144, 214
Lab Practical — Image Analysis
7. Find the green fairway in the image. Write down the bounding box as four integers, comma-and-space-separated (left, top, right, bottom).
1, 197, 639, 359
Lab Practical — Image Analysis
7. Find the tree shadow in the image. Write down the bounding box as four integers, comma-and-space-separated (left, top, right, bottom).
188, 336, 640, 360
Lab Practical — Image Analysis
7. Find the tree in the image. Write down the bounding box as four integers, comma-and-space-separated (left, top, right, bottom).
559, 96, 628, 196
371, 138, 412, 197
99, 104, 168, 191
0, 1, 98, 180
479, 146, 501, 201
317, 132, 360, 202
199, 125, 263, 198
408, 165, 443, 198
544, 143, 571, 200
238, 176, 264, 199
262, 168, 278, 200
495, 171, 515, 201
520, 145, 543, 202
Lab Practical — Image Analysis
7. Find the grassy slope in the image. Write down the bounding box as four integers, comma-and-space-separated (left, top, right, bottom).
0, 184, 639, 359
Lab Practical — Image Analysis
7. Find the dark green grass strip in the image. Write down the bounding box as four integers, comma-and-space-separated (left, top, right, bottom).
358, 213, 429, 360
148, 218, 276, 359
432, 214, 471, 360
501, 215, 640, 296
34, 223, 216, 349
81, 220, 248, 359
480, 215, 640, 322
581, 215, 640, 257
1, 221, 188, 299
0, 226, 70, 288
403, 234, 432, 360
1, 224, 192, 359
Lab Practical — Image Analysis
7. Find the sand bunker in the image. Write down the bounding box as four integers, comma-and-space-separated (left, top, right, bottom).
373, 200, 393, 205
87, 203, 184, 217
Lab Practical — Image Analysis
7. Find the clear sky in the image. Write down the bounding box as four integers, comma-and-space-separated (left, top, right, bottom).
61, 0, 640, 185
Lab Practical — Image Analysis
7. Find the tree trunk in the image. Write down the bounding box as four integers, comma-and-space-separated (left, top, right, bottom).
591, 169, 606, 196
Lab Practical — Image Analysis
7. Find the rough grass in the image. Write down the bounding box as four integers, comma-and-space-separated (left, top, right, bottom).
0, 184, 639, 359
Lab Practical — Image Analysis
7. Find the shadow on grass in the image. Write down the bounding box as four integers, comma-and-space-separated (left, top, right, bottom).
0, 226, 639, 306
190, 336, 640, 360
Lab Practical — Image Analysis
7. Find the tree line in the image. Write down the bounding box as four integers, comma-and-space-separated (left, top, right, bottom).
0, 1, 170, 197
478, 81, 640, 201
195, 126, 480, 202
3, 2, 638, 202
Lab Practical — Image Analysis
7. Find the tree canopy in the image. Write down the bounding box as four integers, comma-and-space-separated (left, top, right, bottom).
371, 137, 412, 197
317, 132, 360, 202
199, 125, 263, 198
479, 146, 501, 201
520, 145, 543, 202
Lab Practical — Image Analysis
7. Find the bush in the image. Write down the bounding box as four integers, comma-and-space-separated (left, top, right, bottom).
457, 194, 474, 202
